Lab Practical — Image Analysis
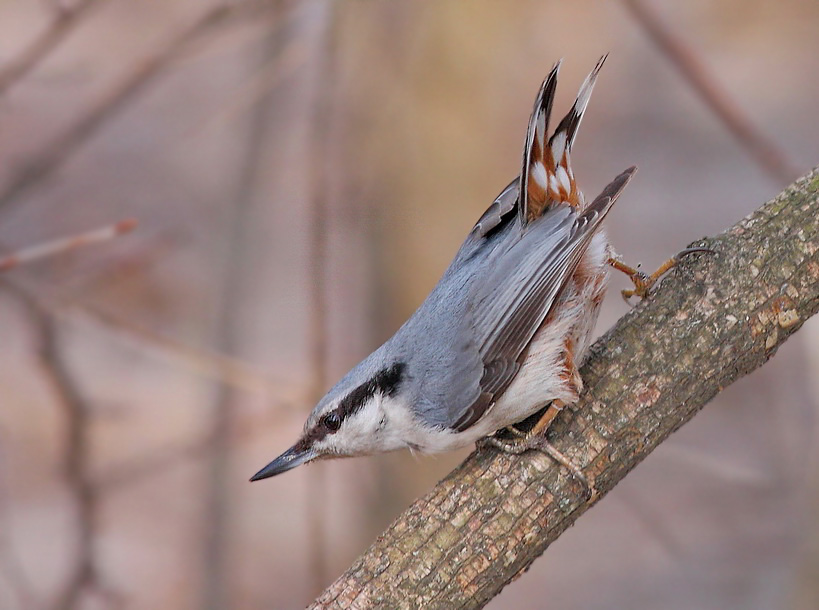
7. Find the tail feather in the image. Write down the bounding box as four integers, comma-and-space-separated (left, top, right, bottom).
519, 55, 608, 224
552, 54, 607, 153
532, 61, 561, 166
518, 60, 561, 227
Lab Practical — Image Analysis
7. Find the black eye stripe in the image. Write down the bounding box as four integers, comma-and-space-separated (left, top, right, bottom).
336, 362, 405, 422
297, 363, 406, 448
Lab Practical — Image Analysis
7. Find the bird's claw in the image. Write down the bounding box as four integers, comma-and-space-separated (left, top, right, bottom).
617, 246, 716, 304
480, 433, 596, 500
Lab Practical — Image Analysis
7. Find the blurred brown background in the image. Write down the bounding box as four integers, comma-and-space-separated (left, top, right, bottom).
1, 0, 819, 608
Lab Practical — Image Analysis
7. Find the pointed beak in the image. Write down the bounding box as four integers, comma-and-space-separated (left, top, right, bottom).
250, 443, 317, 482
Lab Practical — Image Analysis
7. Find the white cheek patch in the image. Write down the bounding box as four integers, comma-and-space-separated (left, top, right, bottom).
311, 434, 334, 455
380, 394, 427, 452
317, 393, 396, 457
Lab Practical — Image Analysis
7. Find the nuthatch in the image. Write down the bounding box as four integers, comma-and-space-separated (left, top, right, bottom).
251, 56, 694, 485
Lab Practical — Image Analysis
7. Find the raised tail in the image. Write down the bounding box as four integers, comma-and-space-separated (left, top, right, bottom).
519, 55, 608, 225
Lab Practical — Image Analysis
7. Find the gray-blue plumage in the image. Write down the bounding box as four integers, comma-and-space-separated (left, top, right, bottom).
317, 169, 626, 431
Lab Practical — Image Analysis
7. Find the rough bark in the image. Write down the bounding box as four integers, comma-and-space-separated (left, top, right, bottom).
310, 169, 819, 609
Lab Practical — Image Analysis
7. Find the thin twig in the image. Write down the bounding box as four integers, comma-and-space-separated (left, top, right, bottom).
15, 287, 124, 608
0, 0, 277, 216
0, 0, 102, 97
54, 227, 177, 293
622, 0, 802, 185
0, 219, 137, 273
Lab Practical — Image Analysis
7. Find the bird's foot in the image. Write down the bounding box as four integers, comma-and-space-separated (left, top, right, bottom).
479, 432, 596, 501
609, 247, 715, 303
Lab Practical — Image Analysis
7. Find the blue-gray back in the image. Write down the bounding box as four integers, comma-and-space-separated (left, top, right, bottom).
387, 177, 618, 430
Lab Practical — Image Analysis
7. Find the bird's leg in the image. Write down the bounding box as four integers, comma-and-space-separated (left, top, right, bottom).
483, 402, 593, 497
609, 247, 714, 302
528, 400, 566, 436
481, 346, 595, 498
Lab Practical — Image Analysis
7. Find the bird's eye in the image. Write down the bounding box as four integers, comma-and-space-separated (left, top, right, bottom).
321, 412, 341, 432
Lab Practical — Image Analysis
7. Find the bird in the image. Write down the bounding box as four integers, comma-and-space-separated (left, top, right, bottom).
251, 56, 696, 486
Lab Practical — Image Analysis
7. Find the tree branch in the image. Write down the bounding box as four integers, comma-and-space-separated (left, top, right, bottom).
0, 0, 102, 97
309, 168, 819, 608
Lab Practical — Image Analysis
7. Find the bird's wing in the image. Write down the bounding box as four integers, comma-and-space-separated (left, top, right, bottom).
471, 178, 518, 239
447, 167, 635, 431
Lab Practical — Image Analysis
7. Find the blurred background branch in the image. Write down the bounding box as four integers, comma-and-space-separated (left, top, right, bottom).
32, 304, 104, 609
201, 5, 285, 606
0, 0, 102, 97
622, 0, 802, 184
0, 0, 279, 217
303, 0, 339, 593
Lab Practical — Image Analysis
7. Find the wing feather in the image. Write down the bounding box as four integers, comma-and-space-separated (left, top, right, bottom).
471, 178, 518, 239
449, 167, 636, 431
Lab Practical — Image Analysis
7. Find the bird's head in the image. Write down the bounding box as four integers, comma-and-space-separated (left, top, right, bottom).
250, 360, 409, 481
